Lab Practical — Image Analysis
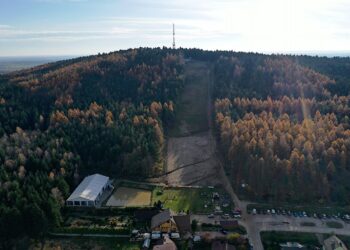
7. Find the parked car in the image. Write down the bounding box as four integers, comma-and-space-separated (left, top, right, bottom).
170, 233, 180, 239
221, 214, 230, 219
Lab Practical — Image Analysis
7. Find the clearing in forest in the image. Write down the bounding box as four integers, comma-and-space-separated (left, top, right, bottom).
166, 61, 220, 186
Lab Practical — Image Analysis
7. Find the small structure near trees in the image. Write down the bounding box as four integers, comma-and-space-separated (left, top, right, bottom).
66, 173, 111, 207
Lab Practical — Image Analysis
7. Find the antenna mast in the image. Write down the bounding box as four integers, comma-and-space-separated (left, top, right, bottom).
172, 23, 176, 49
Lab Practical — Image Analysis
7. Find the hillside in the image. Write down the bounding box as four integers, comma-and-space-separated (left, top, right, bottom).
211, 53, 350, 204
0, 48, 184, 248
1, 48, 350, 248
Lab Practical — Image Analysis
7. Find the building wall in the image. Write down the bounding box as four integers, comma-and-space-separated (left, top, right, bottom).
66, 180, 110, 207
153, 221, 178, 232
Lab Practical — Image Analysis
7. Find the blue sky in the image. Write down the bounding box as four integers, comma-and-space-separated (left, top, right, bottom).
0, 0, 349, 56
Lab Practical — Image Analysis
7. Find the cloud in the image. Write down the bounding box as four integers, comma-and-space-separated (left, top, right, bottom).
1, 0, 350, 55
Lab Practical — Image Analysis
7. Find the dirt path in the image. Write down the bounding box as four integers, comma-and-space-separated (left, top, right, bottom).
166, 61, 221, 186
165, 60, 264, 249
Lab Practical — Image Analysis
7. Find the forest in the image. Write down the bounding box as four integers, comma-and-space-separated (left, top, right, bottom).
1, 48, 350, 247
212, 53, 350, 204
0, 48, 184, 248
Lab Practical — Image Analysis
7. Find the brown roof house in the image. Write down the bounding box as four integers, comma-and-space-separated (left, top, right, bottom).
151, 210, 178, 233
173, 214, 191, 237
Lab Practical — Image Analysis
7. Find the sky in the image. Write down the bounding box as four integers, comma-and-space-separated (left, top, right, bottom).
0, 0, 350, 56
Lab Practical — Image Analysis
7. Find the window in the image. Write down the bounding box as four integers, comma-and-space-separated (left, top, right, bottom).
67, 201, 73, 206
74, 201, 80, 206
81, 201, 87, 206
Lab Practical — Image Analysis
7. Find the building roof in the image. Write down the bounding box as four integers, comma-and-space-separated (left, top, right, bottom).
173, 214, 191, 234
67, 174, 109, 202
324, 236, 348, 250
151, 210, 171, 229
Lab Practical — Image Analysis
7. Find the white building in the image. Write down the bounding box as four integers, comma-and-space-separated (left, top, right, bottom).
66, 174, 110, 207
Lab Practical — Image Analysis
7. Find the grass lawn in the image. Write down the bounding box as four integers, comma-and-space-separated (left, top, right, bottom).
326, 221, 344, 229
261, 231, 321, 250
152, 186, 232, 213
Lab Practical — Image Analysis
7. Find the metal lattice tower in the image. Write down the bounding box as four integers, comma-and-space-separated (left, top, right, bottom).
172, 23, 176, 49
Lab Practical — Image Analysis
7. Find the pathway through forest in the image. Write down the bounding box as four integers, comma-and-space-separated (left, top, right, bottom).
165, 61, 220, 186
165, 60, 263, 249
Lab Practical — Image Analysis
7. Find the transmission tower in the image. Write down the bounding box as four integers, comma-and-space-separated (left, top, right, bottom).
172, 23, 176, 49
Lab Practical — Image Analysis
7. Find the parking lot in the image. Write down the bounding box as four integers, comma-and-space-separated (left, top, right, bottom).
248, 207, 350, 223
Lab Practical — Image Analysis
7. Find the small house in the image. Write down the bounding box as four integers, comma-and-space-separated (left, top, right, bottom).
151, 210, 178, 233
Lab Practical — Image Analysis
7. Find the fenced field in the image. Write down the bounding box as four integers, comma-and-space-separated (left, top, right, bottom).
106, 187, 152, 207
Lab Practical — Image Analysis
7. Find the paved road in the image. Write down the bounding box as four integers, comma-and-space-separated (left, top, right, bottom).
193, 213, 350, 249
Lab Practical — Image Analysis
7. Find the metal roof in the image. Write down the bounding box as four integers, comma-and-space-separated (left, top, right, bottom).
151, 209, 171, 229
67, 174, 109, 202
